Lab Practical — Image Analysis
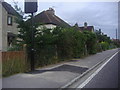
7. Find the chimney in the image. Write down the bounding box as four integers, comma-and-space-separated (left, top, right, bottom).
84, 22, 87, 28
74, 23, 79, 27
46, 8, 55, 15
99, 29, 101, 34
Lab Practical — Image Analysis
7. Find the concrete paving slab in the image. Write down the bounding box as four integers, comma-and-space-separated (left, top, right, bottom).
3, 71, 79, 88
65, 49, 118, 68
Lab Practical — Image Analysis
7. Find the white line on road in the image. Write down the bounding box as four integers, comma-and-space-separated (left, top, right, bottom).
77, 51, 119, 88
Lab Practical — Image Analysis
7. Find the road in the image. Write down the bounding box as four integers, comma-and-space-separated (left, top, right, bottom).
78, 50, 119, 88
2, 49, 119, 88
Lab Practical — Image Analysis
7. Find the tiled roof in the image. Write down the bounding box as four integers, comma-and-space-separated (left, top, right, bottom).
30, 9, 71, 28
2, 2, 19, 16
79, 26, 94, 32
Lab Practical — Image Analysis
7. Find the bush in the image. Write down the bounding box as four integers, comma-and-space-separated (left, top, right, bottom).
96, 43, 102, 52
35, 45, 58, 67
83, 31, 97, 54
100, 41, 109, 51
56, 27, 86, 59
56, 28, 74, 59
109, 43, 117, 49
72, 30, 86, 58
7, 45, 22, 51
16, 19, 113, 71
31, 27, 87, 68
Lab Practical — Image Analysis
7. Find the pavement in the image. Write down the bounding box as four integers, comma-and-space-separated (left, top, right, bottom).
2, 48, 118, 88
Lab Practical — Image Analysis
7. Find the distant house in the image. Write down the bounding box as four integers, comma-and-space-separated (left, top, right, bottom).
79, 22, 94, 32
73, 22, 94, 32
0, 1, 20, 51
73, 23, 82, 32
29, 8, 71, 29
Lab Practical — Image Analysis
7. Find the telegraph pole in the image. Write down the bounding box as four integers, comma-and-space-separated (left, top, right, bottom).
116, 29, 118, 40
31, 12, 35, 71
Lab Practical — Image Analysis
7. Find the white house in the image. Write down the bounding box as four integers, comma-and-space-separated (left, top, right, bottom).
29, 8, 70, 29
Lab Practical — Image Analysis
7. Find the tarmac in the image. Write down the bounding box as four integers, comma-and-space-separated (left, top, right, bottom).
2, 48, 118, 88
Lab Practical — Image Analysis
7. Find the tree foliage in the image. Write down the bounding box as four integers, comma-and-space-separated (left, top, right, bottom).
83, 31, 97, 54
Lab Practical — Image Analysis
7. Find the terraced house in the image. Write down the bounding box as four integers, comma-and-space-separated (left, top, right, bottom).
0, 1, 19, 51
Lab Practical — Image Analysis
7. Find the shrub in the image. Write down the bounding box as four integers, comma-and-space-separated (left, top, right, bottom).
83, 31, 97, 54
100, 41, 109, 51
96, 43, 102, 52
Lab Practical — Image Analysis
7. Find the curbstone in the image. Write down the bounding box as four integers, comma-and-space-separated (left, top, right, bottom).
60, 51, 117, 88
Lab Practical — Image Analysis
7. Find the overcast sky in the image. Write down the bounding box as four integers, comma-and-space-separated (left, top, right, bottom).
5, 0, 118, 39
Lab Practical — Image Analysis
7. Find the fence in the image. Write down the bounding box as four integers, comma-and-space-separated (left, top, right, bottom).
2, 51, 25, 62
2, 51, 28, 77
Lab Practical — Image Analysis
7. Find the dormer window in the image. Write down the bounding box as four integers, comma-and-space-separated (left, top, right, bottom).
7, 16, 12, 25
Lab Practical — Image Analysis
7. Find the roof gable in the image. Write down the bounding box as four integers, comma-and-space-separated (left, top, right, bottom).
2, 2, 19, 16
31, 9, 71, 28
79, 26, 94, 32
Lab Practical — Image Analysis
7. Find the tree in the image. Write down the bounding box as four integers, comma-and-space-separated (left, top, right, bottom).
83, 31, 97, 54
95, 29, 111, 43
100, 41, 109, 51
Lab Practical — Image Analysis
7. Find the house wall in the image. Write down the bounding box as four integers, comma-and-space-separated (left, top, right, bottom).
1, 4, 7, 51
118, 2, 120, 40
44, 24, 56, 29
0, 5, 1, 82
92, 28, 94, 32
0, 2, 2, 51
37, 24, 56, 30
0, 3, 19, 51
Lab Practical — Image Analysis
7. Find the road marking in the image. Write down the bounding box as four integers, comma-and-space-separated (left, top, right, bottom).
77, 51, 119, 88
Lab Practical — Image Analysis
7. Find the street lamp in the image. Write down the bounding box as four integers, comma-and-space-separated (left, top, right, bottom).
24, 0, 38, 71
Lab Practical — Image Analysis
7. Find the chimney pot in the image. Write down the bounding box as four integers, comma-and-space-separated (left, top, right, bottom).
84, 22, 88, 29
47, 8, 55, 15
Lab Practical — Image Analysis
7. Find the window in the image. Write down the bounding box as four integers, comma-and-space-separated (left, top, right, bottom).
7, 33, 15, 47
7, 16, 12, 25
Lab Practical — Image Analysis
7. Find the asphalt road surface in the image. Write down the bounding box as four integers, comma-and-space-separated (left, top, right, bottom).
80, 50, 119, 88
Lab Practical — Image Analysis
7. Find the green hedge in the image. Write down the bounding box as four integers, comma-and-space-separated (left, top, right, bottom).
29, 27, 99, 68
100, 41, 109, 51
